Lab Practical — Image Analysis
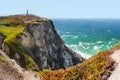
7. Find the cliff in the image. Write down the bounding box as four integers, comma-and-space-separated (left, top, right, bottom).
0, 15, 120, 80
0, 15, 84, 70
18, 20, 84, 69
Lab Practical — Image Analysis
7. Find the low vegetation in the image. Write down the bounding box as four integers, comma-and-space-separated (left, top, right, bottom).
0, 15, 38, 70
40, 49, 115, 80
0, 15, 37, 26
0, 25, 25, 43
0, 15, 118, 80
0, 55, 8, 62
0, 14, 49, 26
0, 15, 50, 70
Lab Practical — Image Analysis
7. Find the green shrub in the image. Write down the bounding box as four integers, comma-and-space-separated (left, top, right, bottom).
0, 55, 8, 62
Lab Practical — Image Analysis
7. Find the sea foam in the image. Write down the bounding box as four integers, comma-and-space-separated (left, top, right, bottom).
66, 44, 91, 59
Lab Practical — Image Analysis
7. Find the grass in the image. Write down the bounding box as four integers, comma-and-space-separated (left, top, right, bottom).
0, 55, 8, 62
7, 41, 37, 70
0, 25, 37, 70
0, 14, 50, 26
0, 15, 26, 26
0, 14, 50, 70
40, 49, 115, 80
0, 25, 25, 43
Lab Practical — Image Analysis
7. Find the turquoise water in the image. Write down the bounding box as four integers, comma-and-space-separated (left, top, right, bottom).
53, 19, 120, 58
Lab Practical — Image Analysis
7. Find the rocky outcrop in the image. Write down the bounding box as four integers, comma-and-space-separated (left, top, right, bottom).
0, 33, 4, 49
0, 15, 84, 79
0, 61, 24, 80
0, 50, 40, 80
18, 20, 84, 69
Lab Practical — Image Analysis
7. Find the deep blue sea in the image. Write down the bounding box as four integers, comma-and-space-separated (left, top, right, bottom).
53, 19, 120, 58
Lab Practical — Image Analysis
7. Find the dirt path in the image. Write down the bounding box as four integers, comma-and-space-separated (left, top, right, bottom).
108, 50, 120, 80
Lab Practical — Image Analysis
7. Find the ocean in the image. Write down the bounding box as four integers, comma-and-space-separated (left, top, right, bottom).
53, 19, 120, 58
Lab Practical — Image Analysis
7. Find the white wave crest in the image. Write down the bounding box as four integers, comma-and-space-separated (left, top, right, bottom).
78, 42, 89, 49
66, 32, 71, 34
96, 41, 103, 44
73, 35, 79, 39
61, 35, 72, 38
75, 50, 91, 59
66, 44, 91, 59
93, 46, 99, 50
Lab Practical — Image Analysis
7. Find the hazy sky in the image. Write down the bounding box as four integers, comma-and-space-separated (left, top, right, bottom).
0, 0, 120, 18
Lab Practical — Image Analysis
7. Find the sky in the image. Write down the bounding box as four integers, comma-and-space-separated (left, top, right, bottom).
0, 0, 120, 18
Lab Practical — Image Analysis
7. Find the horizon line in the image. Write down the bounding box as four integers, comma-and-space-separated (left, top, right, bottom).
1, 13, 120, 20
51, 18, 120, 19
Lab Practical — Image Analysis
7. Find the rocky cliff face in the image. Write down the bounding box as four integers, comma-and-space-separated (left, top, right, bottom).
0, 33, 4, 49
18, 20, 84, 69
0, 15, 84, 70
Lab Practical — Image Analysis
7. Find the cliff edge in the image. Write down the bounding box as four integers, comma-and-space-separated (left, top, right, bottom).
0, 15, 84, 70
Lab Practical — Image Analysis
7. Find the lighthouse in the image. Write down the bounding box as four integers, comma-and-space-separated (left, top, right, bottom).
26, 9, 29, 15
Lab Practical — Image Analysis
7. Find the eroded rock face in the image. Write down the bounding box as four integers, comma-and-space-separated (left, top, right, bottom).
0, 33, 5, 49
0, 62, 24, 80
0, 50, 40, 80
18, 20, 84, 69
